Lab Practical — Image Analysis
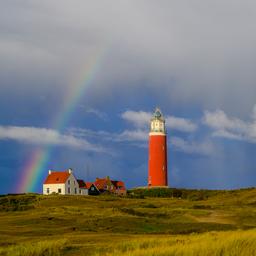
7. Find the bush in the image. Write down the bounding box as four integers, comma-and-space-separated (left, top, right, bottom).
128, 188, 228, 200
0, 194, 39, 212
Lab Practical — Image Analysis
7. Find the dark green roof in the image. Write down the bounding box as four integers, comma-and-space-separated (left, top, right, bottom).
153, 108, 164, 120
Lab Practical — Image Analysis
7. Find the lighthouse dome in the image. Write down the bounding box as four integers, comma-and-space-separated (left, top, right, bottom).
153, 108, 163, 120
154, 110, 162, 118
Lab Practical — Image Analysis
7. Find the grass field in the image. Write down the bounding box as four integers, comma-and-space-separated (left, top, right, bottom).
1, 188, 256, 255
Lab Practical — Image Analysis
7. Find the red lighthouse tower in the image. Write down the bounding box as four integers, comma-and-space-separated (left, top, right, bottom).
148, 108, 168, 187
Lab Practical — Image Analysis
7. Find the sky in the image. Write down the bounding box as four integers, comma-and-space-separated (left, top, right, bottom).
1, 1, 256, 194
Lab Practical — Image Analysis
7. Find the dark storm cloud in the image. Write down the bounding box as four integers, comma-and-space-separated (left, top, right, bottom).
1, 1, 256, 116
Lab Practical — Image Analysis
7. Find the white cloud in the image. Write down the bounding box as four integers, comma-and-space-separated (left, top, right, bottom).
203, 105, 256, 143
0, 125, 105, 152
121, 110, 197, 132
212, 130, 243, 141
121, 111, 151, 128
165, 116, 197, 132
170, 137, 214, 155
70, 127, 148, 143
83, 107, 108, 121
70, 128, 111, 140
117, 130, 148, 142
203, 110, 247, 132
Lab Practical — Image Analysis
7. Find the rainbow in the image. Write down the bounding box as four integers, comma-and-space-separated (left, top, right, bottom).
17, 48, 107, 193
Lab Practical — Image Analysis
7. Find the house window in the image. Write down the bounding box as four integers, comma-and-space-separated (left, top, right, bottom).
68, 187, 70, 194
47, 188, 50, 194
58, 188, 61, 194
75, 188, 77, 194
79, 189, 82, 194
91, 186, 95, 191
68, 180, 70, 185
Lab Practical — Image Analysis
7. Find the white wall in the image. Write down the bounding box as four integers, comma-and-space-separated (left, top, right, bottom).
64, 173, 79, 195
43, 183, 66, 195
79, 188, 88, 195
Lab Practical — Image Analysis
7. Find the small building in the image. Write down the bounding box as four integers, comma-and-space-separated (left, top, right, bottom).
76, 179, 100, 195
94, 177, 115, 194
43, 168, 80, 195
77, 179, 89, 195
94, 176, 126, 195
85, 182, 100, 195
111, 180, 127, 196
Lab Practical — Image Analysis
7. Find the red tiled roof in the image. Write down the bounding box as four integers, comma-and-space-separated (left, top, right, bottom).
117, 187, 126, 191
85, 182, 93, 189
94, 178, 108, 190
111, 180, 126, 189
116, 181, 125, 187
44, 171, 70, 184
94, 178, 115, 190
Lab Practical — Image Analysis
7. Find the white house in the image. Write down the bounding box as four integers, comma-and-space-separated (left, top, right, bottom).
43, 169, 87, 195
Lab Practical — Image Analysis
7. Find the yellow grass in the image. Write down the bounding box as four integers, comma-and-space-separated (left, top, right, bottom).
1, 230, 256, 256
94, 229, 256, 256
2, 190, 256, 255
0, 239, 66, 256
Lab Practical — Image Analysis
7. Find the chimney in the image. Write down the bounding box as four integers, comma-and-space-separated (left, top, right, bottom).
68, 168, 73, 174
48, 170, 52, 175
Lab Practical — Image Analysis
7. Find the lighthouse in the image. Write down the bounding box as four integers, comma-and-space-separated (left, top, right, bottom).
148, 108, 168, 187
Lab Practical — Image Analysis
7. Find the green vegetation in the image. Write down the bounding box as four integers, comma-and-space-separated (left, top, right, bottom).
1, 188, 256, 255
129, 187, 255, 200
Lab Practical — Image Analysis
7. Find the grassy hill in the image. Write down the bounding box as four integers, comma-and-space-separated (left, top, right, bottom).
1, 188, 256, 255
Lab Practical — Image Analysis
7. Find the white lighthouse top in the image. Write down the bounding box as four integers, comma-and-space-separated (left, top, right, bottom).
150, 108, 166, 135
